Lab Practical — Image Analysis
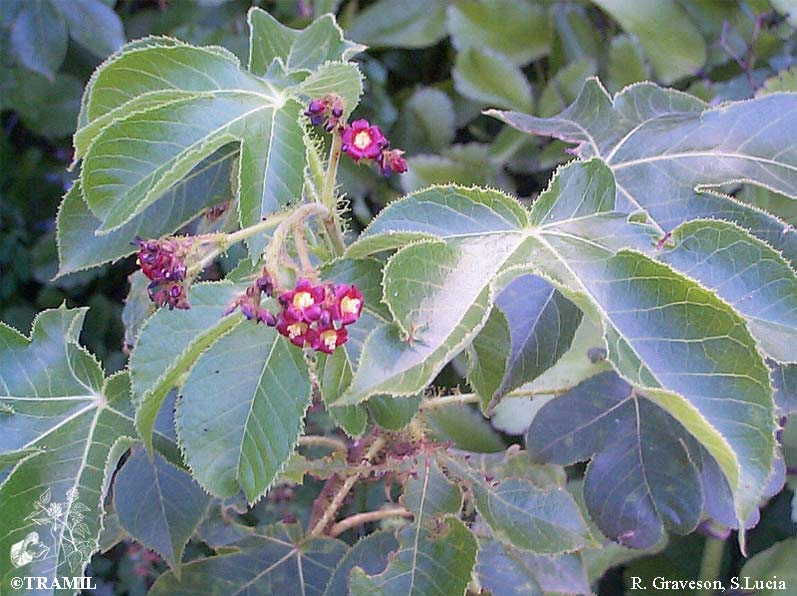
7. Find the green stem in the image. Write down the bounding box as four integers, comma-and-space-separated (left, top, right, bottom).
697, 534, 726, 596
187, 210, 291, 275
421, 385, 574, 409
298, 435, 348, 453
263, 203, 334, 276
322, 132, 342, 210
320, 131, 347, 256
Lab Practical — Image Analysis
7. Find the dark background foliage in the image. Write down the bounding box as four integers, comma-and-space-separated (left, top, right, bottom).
2, 1, 796, 594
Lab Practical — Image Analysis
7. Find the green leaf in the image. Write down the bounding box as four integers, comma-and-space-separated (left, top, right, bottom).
368, 395, 422, 431
527, 372, 705, 548
0, 309, 141, 592
323, 531, 398, 596
114, 446, 209, 576
150, 524, 348, 595
393, 88, 456, 154
50, 0, 125, 58
9, 0, 67, 80
453, 47, 533, 111
347, 0, 447, 49
773, 363, 797, 416
468, 274, 582, 412
317, 349, 367, 437
738, 538, 797, 595
349, 518, 477, 596
446, 0, 549, 66
477, 534, 591, 596
130, 281, 246, 452
74, 39, 246, 162
491, 316, 610, 435
553, 247, 774, 538
607, 34, 650, 92
177, 321, 312, 503
550, 3, 600, 69
591, 0, 706, 83
537, 57, 597, 118
247, 8, 364, 76
659, 219, 797, 362
350, 454, 474, 596
1, 70, 82, 138
57, 147, 235, 276
489, 79, 797, 264
316, 258, 391, 435
443, 455, 593, 554
400, 144, 503, 194
423, 404, 505, 453
339, 174, 625, 406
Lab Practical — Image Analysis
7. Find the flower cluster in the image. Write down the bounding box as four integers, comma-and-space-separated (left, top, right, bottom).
135, 237, 191, 310
275, 279, 363, 353
305, 96, 408, 177
227, 271, 363, 354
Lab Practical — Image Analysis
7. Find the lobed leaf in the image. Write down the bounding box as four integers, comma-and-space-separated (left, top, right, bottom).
489, 79, 797, 265
342, 158, 778, 540
150, 524, 348, 595
247, 8, 364, 76
0, 309, 148, 592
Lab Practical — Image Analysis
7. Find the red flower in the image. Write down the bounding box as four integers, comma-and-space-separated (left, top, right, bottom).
312, 325, 348, 354
278, 278, 326, 322
331, 284, 363, 325
276, 311, 316, 347
341, 119, 388, 161
377, 149, 408, 176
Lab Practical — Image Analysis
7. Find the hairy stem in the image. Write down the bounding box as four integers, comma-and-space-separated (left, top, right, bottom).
308, 436, 386, 538
263, 203, 334, 276
322, 132, 342, 211
421, 385, 574, 409
320, 131, 347, 256
187, 210, 291, 275
298, 435, 348, 453
697, 534, 726, 596
329, 506, 412, 538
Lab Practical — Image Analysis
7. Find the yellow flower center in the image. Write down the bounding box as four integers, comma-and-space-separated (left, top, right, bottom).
287, 322, 307, 339
354, 131, 372, 150
293, 292, 314, 309
341, 296, 361, 315
321, 330, 338, 351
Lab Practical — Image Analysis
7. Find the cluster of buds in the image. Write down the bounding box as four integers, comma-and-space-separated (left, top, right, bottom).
135, 237, 191, 310
305, 96, 408, 177
304, 94, 345, 131
227, 270, 364, 354
225, 270, 277, 326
